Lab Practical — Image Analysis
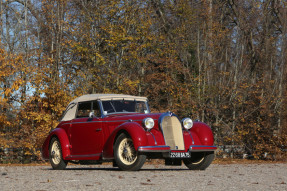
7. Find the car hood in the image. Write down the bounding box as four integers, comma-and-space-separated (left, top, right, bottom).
102, 113, 163, 121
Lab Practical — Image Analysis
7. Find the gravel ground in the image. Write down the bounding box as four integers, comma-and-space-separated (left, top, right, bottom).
0, 163, 286, 191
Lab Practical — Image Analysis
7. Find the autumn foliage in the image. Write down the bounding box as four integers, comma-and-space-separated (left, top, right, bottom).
0, 0, 287, 163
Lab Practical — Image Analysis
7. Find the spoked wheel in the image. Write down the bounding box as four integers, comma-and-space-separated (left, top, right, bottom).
118, 137, 137, 165
114, 133, 146, 171
183, 152, 214, 170
49, 137, 68, 170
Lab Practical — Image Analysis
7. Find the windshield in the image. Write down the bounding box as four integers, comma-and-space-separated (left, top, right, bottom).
101, 100, 149, 114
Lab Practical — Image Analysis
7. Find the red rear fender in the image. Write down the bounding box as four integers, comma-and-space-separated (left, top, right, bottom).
41, 128, 71, 160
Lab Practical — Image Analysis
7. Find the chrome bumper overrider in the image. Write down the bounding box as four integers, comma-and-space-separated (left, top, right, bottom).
138, 145, 217, 152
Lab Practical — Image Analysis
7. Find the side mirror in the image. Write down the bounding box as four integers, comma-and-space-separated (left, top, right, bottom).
89, 111, 95, 118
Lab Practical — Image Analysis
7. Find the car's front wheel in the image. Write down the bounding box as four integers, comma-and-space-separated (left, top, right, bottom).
114, 133, 146, 171
183, 152, 214, 170
49, 137, 68, 170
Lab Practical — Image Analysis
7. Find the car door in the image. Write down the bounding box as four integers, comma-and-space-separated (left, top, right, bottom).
70, 101, 104, 156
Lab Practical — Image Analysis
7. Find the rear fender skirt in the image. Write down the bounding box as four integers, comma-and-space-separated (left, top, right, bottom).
42, 128, 71, 160
102, 122, 148, 159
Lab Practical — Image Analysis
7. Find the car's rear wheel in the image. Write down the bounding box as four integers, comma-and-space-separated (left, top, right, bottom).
183, 152, 214, 170
49, 137, 68, 170
114, 133, 146, 171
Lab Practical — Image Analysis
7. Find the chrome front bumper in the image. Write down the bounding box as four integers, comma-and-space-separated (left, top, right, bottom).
138, 145, 217, 153
138, 146, 170, 152
189, 145, 217, 152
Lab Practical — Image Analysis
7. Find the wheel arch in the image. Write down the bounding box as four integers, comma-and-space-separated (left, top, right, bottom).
102, 122, 148, 159
42, 128, 71, 160
113, 129, 130, 147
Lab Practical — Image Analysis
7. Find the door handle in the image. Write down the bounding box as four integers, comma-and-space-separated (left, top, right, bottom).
95, 128, 102, 132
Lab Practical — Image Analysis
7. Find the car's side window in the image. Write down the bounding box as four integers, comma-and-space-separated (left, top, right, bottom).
77, 101, 92, 118
76, 101, 101, 118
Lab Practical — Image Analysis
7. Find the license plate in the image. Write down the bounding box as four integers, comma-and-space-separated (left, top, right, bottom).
170, 152, 191, 158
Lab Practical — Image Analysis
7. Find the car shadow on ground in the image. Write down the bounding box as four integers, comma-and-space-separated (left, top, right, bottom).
43, 166, 190, 171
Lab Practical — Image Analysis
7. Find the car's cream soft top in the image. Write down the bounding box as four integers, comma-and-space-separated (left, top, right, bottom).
70, 94, 147, 103
61, 94, 148, 121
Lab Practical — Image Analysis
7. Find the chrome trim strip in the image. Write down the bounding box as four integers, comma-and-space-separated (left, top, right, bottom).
187, 131, 195, 144
105, 112, 144, 115
138, 146, 170, 152
190, 149, 216, 152
139, 146, 170, 149
68, 119, 158, 125
190, 145, 217, 148
149, 131, 157, 145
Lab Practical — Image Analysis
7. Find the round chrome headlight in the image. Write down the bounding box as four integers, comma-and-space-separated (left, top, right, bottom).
143, 118, 154, 130
182, 118, 193, 130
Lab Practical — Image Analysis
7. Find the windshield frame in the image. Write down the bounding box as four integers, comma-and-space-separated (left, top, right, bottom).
99, 99, 150, 117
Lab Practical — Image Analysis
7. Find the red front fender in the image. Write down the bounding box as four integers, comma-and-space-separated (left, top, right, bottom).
41, 128, 71, 160
190, 122, 214, 146
102, 122, 148, 159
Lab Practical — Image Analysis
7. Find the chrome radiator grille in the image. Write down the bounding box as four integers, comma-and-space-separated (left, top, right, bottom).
161, 116, 185, 150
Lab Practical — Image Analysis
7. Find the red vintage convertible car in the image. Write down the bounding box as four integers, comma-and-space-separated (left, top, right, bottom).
42, 94, 217, 171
